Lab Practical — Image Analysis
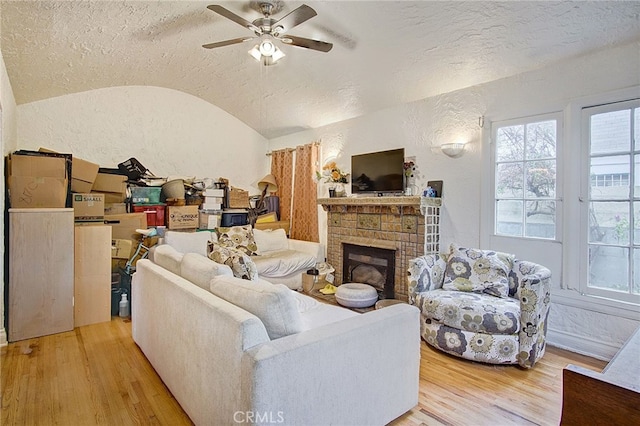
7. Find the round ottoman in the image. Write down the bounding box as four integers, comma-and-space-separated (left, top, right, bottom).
335, 283, 378, 308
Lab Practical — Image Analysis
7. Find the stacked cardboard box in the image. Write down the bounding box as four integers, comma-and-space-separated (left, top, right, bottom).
7, 152, 70, 208
199, 187, 224, 230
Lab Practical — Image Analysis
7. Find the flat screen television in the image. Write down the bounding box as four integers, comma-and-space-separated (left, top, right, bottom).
351, 148, 405, 194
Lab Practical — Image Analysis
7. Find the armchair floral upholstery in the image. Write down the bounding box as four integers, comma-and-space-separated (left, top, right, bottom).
408, 246, 551, 369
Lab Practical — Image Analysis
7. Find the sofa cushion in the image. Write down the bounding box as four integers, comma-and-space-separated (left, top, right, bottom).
180, 252, 233, 291
209, 275, 303, 340
442, 244, 514, 298
164, 230, 215, 256
216, 225, 258, 256
416, 288, 520, 335
207, 242, 258, 281
153, 244, 184, 276
253, 228, 289, 255
252, 250, 317, 278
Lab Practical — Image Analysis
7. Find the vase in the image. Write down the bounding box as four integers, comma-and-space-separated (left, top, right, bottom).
335, 183, 346, 197
328, 188, 336, 198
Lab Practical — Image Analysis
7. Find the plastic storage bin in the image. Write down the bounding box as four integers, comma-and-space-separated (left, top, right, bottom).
132, 203, 166, 227
131, 186, 162, 204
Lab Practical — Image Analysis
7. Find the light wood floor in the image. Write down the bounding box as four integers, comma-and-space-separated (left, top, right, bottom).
1, 318, 606, 426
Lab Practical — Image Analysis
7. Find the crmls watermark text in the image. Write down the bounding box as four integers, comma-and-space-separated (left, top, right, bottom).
233, 411, 285, 424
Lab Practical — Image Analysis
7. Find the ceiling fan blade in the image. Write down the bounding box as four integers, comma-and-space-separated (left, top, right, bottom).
281, 35, 333, 53
272, 4, 317, 34
202, 37, 254, 49
207, 4, 260, 33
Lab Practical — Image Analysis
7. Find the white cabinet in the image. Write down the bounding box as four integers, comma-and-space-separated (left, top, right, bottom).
9, 208, 74, 341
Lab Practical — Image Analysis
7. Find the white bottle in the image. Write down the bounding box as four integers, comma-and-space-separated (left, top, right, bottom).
119, 293, 130, 317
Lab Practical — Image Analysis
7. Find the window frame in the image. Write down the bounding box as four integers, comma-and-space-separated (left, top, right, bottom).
490, 112, 563, 242
580, 98, 640, 305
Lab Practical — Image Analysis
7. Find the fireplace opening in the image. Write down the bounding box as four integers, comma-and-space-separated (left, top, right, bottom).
342, 243, 395, 299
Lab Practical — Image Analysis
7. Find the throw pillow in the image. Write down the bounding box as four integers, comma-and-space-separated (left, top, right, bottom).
209, 275, 303, 340
442, 244, 514, 298
216, 225, 258, 256
207, 241, 258, 281
252, 228, 289, 255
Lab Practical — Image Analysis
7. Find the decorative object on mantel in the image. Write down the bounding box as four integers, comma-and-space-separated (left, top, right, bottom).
403, 160, 416, 195
316, 161, 349, 198
426, 180, 443, 197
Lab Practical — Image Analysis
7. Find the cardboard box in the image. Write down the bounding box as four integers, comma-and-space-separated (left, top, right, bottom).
39, 148, 99, 193
73, 193, 105, 221
104, 213, 148, 240
167, 205, 199, 230
8, 153, 69, 208
92, 173, 127, 195
104, 203, 127, 215
111, 239, 133, 259
199, 211, 221, 230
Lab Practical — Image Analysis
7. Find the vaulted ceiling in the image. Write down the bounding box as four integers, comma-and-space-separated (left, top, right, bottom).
2, 1, 639, 139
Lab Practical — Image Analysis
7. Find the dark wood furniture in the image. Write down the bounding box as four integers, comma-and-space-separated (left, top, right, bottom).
561, 326, 640, 425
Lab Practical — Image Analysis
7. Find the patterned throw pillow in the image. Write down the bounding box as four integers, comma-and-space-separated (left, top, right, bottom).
207, 241, 258, 281
216, 225, 258, 256
442, 244, 514, 298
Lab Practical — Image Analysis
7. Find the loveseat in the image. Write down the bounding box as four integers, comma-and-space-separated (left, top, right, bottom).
408, 244, 551, 368
158, 227, 323, 290
132, 231, 421, 425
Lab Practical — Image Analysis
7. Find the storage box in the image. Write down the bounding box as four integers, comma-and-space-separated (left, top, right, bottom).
130, 186, 162, 204
104, 203, 127, 215
39, 148, 99, 193
111, 239, 133, 259
199, 211, 221, 230
104, 213, 148, 240
92, 173, 127, 202
8, 153, 69, 208
167, 205, 199, 230
228, 187, 250, 208
221, 210, 249, 227
203, 188, 225, 197
73, 193, 104, 222
132, 204, 166, 227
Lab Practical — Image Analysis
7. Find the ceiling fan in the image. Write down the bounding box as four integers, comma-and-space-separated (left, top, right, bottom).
203, 1, 333, 65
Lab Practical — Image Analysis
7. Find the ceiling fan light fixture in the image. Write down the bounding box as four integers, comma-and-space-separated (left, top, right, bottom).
259, 39, 276, 56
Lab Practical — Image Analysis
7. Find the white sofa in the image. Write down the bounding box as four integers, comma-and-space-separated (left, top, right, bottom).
132, 235, 421, 425
157, 229, 323, 290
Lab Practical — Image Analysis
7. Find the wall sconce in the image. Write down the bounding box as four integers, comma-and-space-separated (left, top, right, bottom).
440, 143, 466, 158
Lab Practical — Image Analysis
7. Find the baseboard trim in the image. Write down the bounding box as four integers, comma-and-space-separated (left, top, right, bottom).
0, 328, 7, 347
546, 327, 620, 362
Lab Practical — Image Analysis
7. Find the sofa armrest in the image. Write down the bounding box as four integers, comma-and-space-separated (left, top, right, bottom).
241, 304, 420, 425
513, 260, 552, 368
287, 238, 324, 263
407, 253, 447, 304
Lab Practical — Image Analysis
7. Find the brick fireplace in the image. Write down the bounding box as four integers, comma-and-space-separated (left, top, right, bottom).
318, 196, 441, 301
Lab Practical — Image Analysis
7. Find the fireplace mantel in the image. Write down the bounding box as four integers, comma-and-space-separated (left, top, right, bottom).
318, 196, 441, 209
318, 196, 441, 300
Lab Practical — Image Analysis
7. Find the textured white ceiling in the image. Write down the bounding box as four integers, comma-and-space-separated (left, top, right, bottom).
2, 1, 640, 139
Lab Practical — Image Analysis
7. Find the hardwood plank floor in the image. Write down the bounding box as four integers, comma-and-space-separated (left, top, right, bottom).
1, 318, 606, 425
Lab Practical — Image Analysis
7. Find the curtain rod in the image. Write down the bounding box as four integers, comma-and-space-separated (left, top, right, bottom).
265, 141, 320, 156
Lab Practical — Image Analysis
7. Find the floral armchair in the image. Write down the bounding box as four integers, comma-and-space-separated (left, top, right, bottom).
407, 244, 551, 369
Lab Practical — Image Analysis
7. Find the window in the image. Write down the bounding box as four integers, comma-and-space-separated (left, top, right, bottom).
583, 99, 640, 303
493, 115, 560, 240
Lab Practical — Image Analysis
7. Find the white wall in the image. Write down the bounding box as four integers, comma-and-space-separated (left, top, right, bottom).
17, 86, 270, 190
0, 51, 18, 347
269, 40, 640, 359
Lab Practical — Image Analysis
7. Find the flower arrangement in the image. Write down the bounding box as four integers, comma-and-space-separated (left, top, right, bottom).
403, 161, 415, 178
316, 161, 349, 183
